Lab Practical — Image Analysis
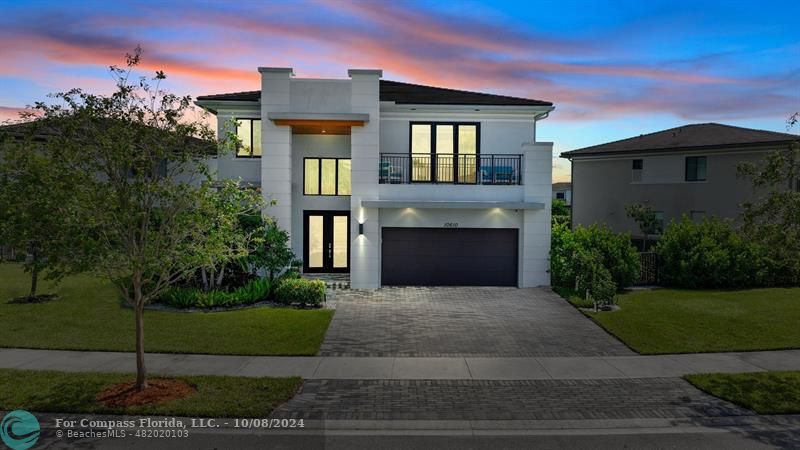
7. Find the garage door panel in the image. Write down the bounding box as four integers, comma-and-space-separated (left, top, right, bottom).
381, 227, 518, 286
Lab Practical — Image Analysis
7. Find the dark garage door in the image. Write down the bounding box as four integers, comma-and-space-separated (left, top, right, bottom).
381, 227, 518, 286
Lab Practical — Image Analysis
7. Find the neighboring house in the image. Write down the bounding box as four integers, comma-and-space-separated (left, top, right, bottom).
552, 182, 571, 205
561, 123, 799, 243
195, 68, 555, 289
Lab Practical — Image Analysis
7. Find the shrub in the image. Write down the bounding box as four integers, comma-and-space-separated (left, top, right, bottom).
551, 222, 639, 289
195, 290, 238, 308
274, 278, 325, 308
232, 278, 271, 304
656, 216, 765, 288
160, 287, 200, 308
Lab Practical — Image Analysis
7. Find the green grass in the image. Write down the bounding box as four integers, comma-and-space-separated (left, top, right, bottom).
0, 263, 333, 355
552, 286, 594, 308
686, 371, 800, 414
0, 369, 301, 417
573, 287, 800, 354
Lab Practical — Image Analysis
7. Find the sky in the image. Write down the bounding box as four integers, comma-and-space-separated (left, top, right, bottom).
1, 0, 798, 181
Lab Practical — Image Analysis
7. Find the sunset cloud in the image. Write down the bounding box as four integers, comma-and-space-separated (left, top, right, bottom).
1, 0, 797, 182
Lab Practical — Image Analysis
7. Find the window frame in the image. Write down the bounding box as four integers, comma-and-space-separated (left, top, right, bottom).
685, 156, 707, 182
303, 157, 351, 196
632, 159, 643, 170
408, 121, 481, 184
235, 118, 261, 158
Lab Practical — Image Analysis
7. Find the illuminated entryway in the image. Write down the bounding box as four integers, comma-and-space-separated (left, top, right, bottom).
303, 210, 350, 273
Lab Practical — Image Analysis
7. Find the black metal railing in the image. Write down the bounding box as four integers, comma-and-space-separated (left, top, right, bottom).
379, 153, 522, 185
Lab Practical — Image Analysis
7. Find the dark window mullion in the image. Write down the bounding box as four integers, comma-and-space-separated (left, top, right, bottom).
454, 124, 460, 184
318, 158, 322, 195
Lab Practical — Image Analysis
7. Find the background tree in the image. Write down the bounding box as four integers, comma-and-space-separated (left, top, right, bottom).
0, 122, 90, 300
27, 48, 263, 390
625, 203, 663, 251
738, 138, 800, 286
551, 198, 571, 226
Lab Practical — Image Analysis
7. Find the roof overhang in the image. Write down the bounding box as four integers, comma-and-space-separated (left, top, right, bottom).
193, 100, 259, 115
380, 102, 554, 116
360, 200, 545, 210
560, 140, 798, 160
266, 112, 369, 127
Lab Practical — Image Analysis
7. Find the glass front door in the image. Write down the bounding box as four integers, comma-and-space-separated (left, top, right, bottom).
303, 211, 350, 273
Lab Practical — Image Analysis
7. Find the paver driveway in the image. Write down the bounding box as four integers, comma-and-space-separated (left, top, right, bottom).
321, 287, 634, 357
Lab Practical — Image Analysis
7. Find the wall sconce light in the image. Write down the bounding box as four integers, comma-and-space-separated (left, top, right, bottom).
358, 222, 364, 235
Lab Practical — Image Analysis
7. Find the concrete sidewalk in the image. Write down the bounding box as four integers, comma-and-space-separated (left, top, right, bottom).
3, 348, 800, 379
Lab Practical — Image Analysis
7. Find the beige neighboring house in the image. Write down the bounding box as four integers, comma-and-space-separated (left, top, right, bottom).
552, 182, 571, 205
561, 123, 799, 244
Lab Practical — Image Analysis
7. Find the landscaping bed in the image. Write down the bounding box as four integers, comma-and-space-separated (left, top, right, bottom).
0, 368, 302, 418
0, 264, 333, 355
573, 288, 800, 354
686, 371, 800, 415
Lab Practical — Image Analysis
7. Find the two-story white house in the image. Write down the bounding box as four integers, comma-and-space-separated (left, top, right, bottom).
195, 68, 554, 289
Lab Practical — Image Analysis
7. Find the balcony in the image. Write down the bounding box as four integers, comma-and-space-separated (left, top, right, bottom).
379, 153, 522, 185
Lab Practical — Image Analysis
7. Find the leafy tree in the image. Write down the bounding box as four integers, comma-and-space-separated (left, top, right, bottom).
0, 128, 89, 299
551, 222, 639, 289
248, 218, 299, 281
551, 198, 571, 226
738, 140, 800, 285
572, 248, 617, 311
24, 48, 263, 390
656, 216, 764, 288
625, 203, 662, 251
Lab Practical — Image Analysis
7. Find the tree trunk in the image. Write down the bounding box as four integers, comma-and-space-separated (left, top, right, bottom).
29, 246, 39, 298
216, 263, 226, 289
200, 268, 209, 292
133, 283, 147, 391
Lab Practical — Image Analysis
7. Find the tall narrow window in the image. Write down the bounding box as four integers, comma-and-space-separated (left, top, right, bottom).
304, 159, 320, 195
685, 156, 707, 181
458, 125, 477, 183
304, 158, 351, 196
411, 124, 432, 182
337, 160, 351, 195
236, 119, 262, 157
436, 125, 454, 182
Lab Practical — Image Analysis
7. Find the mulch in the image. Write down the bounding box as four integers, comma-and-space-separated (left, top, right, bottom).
96, 378, 196, 407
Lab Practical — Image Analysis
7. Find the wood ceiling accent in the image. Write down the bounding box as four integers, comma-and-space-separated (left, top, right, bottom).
272, 119, 364, 136
291, 125, 351, 135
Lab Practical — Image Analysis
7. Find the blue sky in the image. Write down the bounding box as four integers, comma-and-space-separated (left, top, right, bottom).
1, 0, 798, 180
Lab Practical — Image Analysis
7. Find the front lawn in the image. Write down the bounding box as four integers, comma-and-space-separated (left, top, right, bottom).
686, 371, 800, 415
578, 288, 800, 354
0, 369, 301, 417
0, 264, 333, 355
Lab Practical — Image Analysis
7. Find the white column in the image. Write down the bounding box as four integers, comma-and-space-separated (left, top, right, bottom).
520, 142, 553, 287
259, 67, 293, 243
348, 69, 382, 288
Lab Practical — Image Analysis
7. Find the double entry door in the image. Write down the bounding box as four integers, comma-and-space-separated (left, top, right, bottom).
303, 211, 350, 273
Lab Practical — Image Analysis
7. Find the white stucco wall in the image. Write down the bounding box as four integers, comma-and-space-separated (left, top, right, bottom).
260, 68, 294, 245
348, 70, 382, 289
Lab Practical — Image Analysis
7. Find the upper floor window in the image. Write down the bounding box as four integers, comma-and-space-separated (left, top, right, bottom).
632, 159, 643, 182
410, 122, 479, 183
685, 156, 707, 181
556, 192, 566, 200
304, 158, 351, 196
236, 119, 262, 158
